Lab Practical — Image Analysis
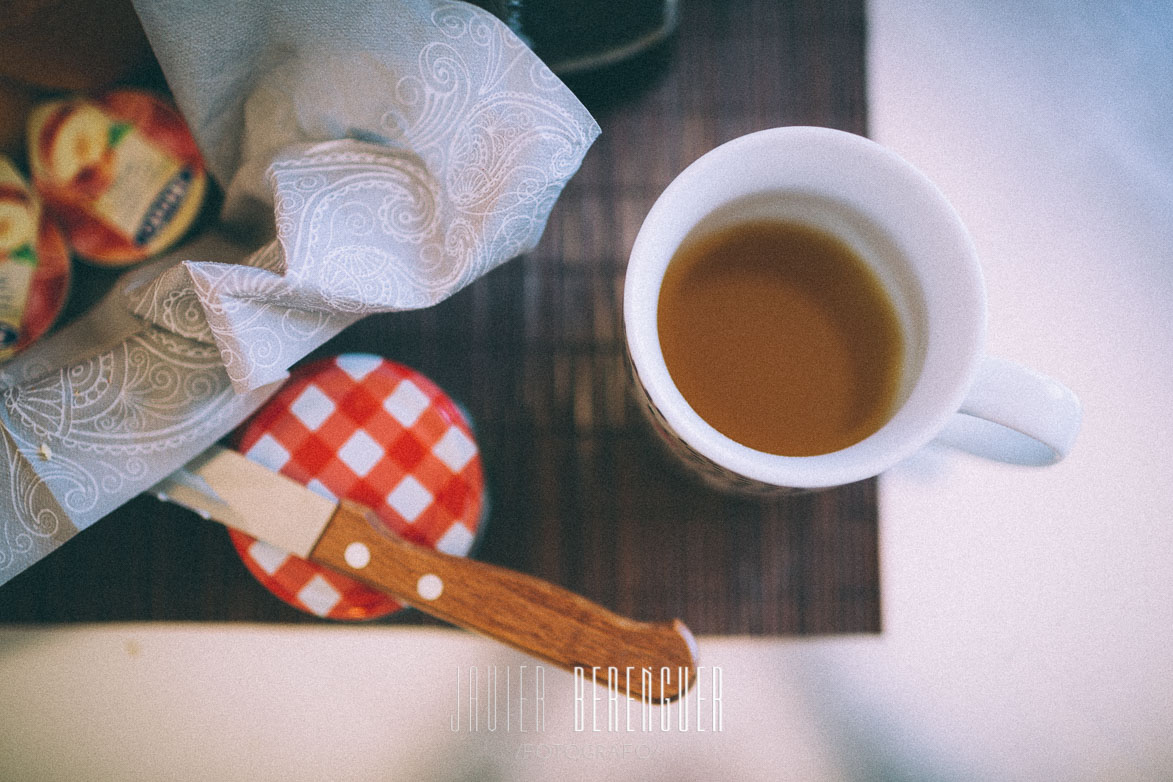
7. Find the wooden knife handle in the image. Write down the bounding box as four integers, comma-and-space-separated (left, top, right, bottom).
310, 500, 698, 702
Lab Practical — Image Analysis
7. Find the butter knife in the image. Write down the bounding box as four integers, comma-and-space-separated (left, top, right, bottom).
151, 444, 698, 701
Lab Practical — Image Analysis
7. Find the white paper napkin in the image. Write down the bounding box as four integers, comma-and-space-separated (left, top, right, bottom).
0, 0, 599, 586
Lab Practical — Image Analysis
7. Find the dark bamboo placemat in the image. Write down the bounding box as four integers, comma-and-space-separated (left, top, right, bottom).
0, 0, 879, 633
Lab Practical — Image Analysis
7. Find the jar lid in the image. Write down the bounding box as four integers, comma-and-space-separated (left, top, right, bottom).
0, 156, 71, 360
229, 354, 488, 620
27, 89, 207, 266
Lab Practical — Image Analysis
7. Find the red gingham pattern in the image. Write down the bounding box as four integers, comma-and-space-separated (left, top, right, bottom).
228, 354, 486, 620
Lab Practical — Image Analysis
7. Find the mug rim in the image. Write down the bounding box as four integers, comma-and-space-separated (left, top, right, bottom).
623, 126, 987, 488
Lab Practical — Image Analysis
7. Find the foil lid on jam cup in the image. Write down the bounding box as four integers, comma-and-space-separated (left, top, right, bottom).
0, 156, 71, 361
27, 88, 207, 267
228, 354, 488, 621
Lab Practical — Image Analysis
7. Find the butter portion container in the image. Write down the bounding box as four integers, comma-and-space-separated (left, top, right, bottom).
0, 156, 70, 361
27, 89, 207, 267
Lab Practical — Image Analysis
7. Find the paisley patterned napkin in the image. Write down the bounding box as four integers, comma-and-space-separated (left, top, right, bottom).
0, 0, 599, 585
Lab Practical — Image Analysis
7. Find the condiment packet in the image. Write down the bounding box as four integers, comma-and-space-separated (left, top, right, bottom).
27, 89, 207, 266
0, 157, 71, 361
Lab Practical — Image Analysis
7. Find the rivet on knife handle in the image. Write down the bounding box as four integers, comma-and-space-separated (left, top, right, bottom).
312, 500, 699, 702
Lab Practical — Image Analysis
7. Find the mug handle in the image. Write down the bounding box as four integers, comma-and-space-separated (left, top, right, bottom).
952, 355, 1082, 464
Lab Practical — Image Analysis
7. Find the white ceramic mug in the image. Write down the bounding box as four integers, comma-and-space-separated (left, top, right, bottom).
623, 126, 1081, 491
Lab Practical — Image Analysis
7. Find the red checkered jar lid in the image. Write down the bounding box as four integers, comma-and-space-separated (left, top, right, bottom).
229, 353, 487, 620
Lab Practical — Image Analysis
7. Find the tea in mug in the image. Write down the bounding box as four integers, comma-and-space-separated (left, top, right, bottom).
656, 219, 904, 456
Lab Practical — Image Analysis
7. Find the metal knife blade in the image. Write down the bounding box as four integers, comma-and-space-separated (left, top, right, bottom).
151, 444, 334, 558
151, 444, 699, 701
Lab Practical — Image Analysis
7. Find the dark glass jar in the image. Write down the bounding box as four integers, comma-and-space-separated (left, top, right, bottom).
472, 0, 678, 106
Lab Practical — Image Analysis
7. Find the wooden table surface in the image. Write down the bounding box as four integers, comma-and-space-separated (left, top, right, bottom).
0, 0, 879, 634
